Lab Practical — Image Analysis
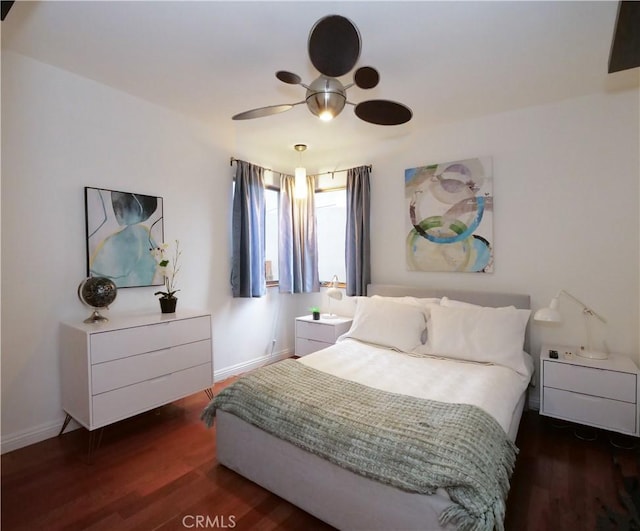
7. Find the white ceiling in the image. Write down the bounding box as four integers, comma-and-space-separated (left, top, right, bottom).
2, 1, 638, 170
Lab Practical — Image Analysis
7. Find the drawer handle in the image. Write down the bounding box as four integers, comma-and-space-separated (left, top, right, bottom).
574, 394, 603, 403
148, 374, 171, 383
149, 347, 172, 355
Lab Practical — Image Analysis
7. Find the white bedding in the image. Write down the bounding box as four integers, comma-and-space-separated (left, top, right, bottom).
298, 337, 534, 438
215, 287, 532, 531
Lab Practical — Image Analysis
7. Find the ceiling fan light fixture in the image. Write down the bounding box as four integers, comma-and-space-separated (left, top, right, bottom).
305, 76, 346, 121
319, 109, 335, 122
232, 16, 412, 126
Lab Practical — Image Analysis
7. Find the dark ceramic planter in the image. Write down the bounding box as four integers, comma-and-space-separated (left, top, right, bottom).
160, 297, 177, 314
312, 311, 320, 320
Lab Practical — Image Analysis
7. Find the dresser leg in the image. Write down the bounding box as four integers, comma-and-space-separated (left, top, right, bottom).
86, 428, 104, 464
58, 414, 72, 436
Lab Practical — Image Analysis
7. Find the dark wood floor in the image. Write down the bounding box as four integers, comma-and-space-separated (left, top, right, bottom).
2, 378, 638, 530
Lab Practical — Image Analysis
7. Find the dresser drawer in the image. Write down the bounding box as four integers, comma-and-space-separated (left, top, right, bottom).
543, 361, 637, 403
92, 363, 212, 428
90, 316, 211, 363
91, 339, 212, 394
296, 320, 339, 343
543, 387, 637, 434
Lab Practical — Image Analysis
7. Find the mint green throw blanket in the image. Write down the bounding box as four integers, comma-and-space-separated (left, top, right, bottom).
202, 359, 517, 531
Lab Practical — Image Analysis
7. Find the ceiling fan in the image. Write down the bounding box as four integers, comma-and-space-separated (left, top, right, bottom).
232, 15, 413, 126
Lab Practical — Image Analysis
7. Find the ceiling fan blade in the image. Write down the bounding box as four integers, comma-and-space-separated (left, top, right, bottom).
232, 104, 295, 120
1, 1, 15, 21
354, 66, 379, 89
308, 15, 361, 77
276, 71, 302, 85
354, 100, 413, 125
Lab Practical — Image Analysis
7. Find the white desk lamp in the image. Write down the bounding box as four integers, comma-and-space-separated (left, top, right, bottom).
534, 289, 608, 359
326, 275, 343, 316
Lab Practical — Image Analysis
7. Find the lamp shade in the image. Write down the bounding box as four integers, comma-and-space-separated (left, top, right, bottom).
533, 306, 562, 323
533, 296, 562, 323
294, 167, 307, 199
327, 287, 343, 301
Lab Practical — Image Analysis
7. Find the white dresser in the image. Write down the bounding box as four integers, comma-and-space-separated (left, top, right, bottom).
539, 344, 639, 436
295, 315, 352, 356
60, 310, 213, 431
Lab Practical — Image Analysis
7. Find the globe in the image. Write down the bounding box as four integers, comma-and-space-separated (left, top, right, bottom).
78, 277, 117, 323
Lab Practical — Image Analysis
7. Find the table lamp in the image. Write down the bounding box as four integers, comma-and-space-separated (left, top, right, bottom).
534, 289, 608, 359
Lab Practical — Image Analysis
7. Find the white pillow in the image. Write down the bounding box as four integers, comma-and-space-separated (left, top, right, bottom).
371, 295, 440, 346
429, 305, 531, 375
340, 297, 428, 353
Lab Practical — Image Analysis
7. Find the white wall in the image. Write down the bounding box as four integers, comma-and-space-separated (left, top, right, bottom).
2, 50, 638, 451
317, 88, 639, 404
0, 51, 318, 452
366, 90, 639, 390
266, 88, 640, 395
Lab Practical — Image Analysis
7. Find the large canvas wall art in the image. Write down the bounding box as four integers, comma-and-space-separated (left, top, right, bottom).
85, 187, 164, 287
405, 157, 493, 273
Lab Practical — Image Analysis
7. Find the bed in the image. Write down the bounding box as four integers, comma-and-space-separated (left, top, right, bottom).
203, 284, 533, 531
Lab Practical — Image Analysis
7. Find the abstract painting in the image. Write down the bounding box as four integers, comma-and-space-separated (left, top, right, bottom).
405, 157, 493, 273
85, 187, 164, 287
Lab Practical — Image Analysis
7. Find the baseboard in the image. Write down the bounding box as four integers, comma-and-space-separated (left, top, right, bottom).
2, 350, 292, 455
1, 417, 80, 455
214, 348, 293, 382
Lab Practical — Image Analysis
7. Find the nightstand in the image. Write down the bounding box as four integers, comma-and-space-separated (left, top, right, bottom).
539, 344, 640, 436
295, 315, 353, 356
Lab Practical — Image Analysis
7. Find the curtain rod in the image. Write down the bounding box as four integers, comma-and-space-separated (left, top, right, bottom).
230, 157, 372, 177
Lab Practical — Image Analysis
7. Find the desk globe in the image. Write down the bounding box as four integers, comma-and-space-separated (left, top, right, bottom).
78, 277, 117, 323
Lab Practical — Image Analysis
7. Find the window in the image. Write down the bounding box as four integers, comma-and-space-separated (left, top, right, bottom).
235, 167, 347, 291
263, 177, 347, 287
264, 187, 279, 284
315, 188, 346, 284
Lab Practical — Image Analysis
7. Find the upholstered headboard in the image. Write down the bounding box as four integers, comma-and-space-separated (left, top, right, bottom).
367, 284, 531, 352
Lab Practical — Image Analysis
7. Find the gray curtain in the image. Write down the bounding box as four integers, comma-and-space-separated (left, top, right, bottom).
346, 166, 371, 296
231, 161, 266, 298
279, 173, 319, 293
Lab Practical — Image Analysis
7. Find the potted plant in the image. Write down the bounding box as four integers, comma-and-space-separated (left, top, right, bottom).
151, 239, 181, 313
310, 306, 321, 320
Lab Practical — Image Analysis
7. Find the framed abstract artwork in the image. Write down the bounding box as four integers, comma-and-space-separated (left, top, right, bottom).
405, 157, 493, 273
84, 187, 164, 287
